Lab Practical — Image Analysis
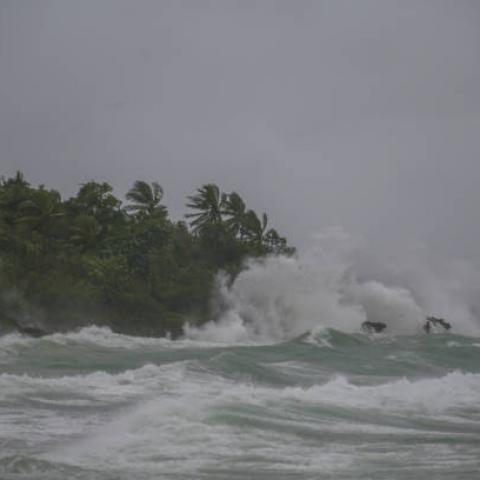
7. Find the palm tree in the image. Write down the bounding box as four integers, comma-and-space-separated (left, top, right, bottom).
125, 181, 166, 217
185, 184, 225, 233
222, 192, 246, 237
241, 210, 269, 245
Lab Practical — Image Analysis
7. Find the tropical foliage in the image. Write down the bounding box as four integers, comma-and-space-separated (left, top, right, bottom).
0, 173, 294, 337
185, 183, 224, 233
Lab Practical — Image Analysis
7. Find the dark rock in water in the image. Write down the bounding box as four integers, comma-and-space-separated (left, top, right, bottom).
361, 321, 387, 333
13, 323, 50, 338
424, 316, 451, 333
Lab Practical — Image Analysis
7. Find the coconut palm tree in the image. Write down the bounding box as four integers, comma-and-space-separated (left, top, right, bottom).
222, 192, 246, 237
125, 181, 166, 217
241, 210, 269, 245
185, 183, 225, 233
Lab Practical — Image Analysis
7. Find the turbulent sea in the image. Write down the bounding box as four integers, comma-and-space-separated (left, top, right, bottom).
1, 326, 480, 480
3, 249, 480, 479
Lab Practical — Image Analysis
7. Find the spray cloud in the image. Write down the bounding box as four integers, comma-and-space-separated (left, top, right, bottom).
185, 228, 480, 342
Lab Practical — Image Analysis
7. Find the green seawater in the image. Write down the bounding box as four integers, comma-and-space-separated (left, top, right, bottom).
1, 327, 480, 479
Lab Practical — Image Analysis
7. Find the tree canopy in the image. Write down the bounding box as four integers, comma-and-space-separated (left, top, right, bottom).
0, 173, 295, 337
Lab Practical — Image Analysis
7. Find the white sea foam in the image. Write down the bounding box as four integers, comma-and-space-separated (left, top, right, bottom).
280, 371, 480, 414
41, 366, 480, 476
46, 326, 184, 349
0, 326, 233, 358
0, 332, 36, 362
186, 252, 365, 343
0, 331, 35, 348
0, 362, 192, 454
303, 325, 334, 347
0, 362, 184, 404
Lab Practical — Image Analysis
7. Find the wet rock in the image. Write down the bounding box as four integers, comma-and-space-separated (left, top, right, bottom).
361, 321, 387, 333
424, 316, 451, 333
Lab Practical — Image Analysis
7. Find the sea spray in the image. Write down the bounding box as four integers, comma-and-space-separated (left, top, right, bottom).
355, 241, 480, 332
344, 280, 424, 335
185, 252, 365, 342
186, 230, 480, 342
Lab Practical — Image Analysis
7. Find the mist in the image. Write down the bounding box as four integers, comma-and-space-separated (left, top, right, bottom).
185, 228, 480, 342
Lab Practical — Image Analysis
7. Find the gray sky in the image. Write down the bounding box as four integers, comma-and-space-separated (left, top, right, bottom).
1, 0, 480, 259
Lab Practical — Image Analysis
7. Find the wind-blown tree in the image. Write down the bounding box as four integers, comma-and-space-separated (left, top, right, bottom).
185, 183, 225, 233
125, 180, 167, 218
123, 181, 170, 279
241, 211, 294, 255
242, 210, 269, 246
222, 192, 246, 238
69, 181, 121, 219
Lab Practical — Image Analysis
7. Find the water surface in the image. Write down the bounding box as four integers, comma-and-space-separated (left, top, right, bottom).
1, 327, 480, 479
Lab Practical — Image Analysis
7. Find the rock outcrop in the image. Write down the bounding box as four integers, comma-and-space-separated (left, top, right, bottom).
361, 321, 387, 334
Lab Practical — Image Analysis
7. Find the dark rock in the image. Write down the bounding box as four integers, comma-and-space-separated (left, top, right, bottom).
18, 325, 50, 337
361, 321, 387, 333
424, 316, 451, 333
8, 320, 50, 338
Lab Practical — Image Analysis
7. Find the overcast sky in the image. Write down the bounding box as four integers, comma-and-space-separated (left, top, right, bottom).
1, 0, 479, 260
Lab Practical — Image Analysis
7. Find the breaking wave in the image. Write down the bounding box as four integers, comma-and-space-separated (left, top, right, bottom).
186, 230, 480, 342
30, 366, 480, 476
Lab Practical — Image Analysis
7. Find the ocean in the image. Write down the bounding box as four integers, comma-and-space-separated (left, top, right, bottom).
1, 326, 480, 480
2, 250, 480, 479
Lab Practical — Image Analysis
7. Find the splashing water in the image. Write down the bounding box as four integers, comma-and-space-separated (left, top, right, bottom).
1, 324, 480, 480
186, 231, 480, 342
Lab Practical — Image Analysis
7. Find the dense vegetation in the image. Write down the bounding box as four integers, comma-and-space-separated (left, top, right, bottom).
0, 172, 294, 336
